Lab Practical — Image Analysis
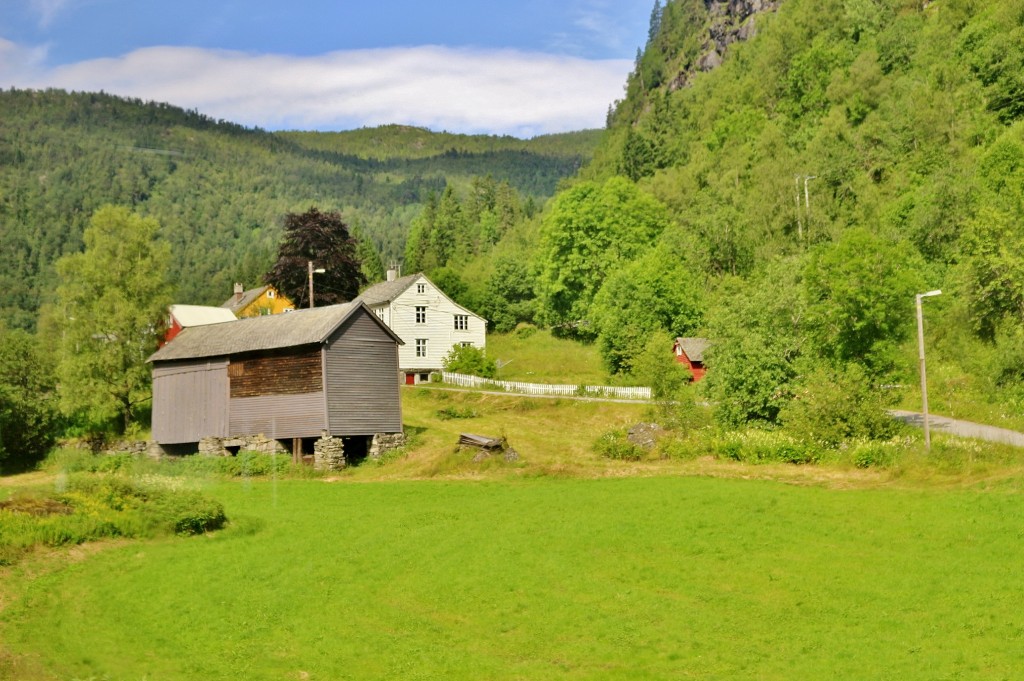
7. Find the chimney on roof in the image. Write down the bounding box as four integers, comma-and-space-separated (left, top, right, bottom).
386, 268, 397, 282
233, 283, 244, 302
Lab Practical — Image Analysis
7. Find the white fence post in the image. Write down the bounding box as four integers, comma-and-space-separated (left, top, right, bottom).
440, 372, 650, 400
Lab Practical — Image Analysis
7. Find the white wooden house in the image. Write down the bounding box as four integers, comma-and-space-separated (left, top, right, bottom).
358, 271, 486, 383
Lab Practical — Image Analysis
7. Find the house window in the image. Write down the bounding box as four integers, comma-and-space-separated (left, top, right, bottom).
267, 289, 275, 299
454, 314, 468, 330
417, 283, 426, 294
415, 339, 428, 357
375, 308, 384, 320
460, 342, 473, 348
415, 306, 427, 323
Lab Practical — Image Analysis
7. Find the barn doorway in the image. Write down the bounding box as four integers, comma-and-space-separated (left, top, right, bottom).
342, 436, 371, 465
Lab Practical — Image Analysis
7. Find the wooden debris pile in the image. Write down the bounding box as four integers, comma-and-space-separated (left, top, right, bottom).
458, 433, 520, 462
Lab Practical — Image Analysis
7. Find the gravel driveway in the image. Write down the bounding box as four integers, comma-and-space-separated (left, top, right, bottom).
889, 410, 1024, 448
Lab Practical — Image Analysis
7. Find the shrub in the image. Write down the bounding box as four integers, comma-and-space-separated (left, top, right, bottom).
436, 406, 479, 420
442, 344, 497, 378
593, 429, 645, 461
177, 452, 295, 477
514, 323, 538, 339
780, 363, 901, 448
656, 434, 708, 460
0, 473, 226, 565
711, 429, 818, 464
848, 439, 901, 469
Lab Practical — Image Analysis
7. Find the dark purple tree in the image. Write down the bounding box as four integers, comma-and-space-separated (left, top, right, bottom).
264, 207, 366, 307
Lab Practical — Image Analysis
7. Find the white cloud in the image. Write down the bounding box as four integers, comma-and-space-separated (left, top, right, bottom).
2, 43, 631, 137
30, 0, 72, 28
0, 37, 49, 79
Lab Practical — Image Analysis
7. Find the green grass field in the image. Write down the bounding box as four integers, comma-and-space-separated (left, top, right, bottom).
4, 386, 1024, 679
3, 475, 1024, 680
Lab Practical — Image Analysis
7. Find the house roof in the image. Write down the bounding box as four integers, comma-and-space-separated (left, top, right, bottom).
674, 337, 710, 363
356, 273, 421, 306
169, 304, 236, 327
149, 301, 402, 363
221, 285, 272, 313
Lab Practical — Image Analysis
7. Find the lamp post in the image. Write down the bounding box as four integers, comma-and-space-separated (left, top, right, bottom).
915, 289, 941, 450
308, 261, 325, 308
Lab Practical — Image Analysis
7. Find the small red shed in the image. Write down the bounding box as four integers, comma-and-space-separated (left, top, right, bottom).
673, 337, 709, 382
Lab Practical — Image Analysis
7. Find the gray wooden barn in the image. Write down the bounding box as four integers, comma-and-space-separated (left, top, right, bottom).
148, 301, 404, 459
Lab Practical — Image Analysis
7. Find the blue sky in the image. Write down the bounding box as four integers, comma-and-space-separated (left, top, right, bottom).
0, 1, 651, 137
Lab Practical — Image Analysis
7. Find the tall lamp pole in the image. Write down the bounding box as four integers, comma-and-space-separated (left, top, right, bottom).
308, 261, 325, 308
915, 289, 941, 450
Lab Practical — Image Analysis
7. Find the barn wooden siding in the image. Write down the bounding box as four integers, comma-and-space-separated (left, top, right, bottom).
325, 311, 403, 435
228, 391, 326, 440
229, 347, 322, 398
152, 359, 229, 444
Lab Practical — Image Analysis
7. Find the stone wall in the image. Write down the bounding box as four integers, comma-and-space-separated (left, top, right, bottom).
194, 435, 288, 457
369, 432, 407, 460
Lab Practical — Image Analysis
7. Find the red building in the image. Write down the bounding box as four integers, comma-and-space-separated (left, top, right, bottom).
163, 305, 237, 346
673, 337, 709, 382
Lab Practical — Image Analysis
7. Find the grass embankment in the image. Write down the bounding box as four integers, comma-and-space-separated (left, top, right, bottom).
485, 328, 610, 385
3, 476, 1024, 680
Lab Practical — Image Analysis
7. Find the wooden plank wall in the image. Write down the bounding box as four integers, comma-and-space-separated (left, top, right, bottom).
229, 347, 322, 397
152, 359, 229, 444
228, 391, 326, 440
325, 310, 403, 435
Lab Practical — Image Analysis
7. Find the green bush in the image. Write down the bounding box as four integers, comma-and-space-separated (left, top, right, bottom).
436, 406, 478, 420
712, 429, 818, 464
656, 434, 707, 460
848, 439, 902, 469
442, 344, 497, 378
178, 451, 294, 477
593, 429, 645, 461
780, 363, 901, 448
0, 473, 226, 565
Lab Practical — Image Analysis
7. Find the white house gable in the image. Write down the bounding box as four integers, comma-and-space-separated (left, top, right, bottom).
359, 272, 486, 377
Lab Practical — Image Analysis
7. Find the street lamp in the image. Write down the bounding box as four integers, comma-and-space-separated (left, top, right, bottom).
308, 261, 326, 308
915, 289, 941, 450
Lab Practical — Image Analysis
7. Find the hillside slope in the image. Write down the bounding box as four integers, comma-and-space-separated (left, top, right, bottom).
0, 90, 598, 330
518, 0, 1024, 425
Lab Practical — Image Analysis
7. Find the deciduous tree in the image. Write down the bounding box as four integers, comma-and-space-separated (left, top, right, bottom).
264, 207, 365, 307
0, 325, 59, 471
54, 205, 171, 434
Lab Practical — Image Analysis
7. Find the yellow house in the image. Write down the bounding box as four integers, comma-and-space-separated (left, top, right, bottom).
221, 283, 295, 318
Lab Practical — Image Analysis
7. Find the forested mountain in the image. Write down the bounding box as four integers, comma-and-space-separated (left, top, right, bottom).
463, 0, 1024, 428
0, 89, 597, 330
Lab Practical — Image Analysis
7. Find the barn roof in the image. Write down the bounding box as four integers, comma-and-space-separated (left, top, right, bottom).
149, 301, 402, 363
674, 337, 710, 363
169, 304, 236, 327
357, 273, 421, 306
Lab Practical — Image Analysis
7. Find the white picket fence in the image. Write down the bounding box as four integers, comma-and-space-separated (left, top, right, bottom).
441, 372, 652, 400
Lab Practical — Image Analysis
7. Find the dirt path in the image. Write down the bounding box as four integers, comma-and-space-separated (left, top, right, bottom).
889, 410, 1024, 448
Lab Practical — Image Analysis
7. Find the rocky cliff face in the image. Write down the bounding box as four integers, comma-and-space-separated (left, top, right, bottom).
671, 0, 781, 90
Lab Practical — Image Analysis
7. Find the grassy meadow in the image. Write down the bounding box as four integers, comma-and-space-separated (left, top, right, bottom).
4, 337, 1024, 679
484, 329, 610, 385
3, 474, 1024, 680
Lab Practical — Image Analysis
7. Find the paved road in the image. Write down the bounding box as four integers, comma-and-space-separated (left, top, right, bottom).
889, 410, 1024, 448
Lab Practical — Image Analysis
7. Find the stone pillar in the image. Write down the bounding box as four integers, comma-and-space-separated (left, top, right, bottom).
314, 431, 346, 471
